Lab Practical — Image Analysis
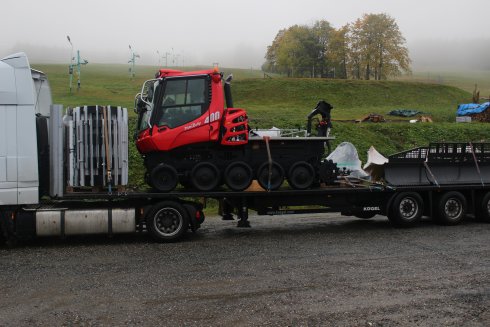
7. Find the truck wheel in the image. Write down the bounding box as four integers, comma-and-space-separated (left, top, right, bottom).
147, 201, 189, 242
287, 161, 315, 190
476, 192, 490, 223
388, 192, 424, 227
434, 191, 467, 225
257, 162, 284, 191
224, 161, 253, 191
151, 164, 178, 192
191, 162, 220, 191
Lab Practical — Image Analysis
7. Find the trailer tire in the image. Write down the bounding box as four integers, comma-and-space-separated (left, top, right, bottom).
147, 201, 189, 242
151, 164, 178, 192
387, 192, 424, 227
434, 191, 467, 225
475, 192, 490, 223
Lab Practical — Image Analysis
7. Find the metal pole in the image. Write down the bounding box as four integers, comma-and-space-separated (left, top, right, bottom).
77, 50, 81, 91
67, 36, 74, 93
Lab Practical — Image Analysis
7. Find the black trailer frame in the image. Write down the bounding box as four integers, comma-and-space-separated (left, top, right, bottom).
2, 180, 490, 244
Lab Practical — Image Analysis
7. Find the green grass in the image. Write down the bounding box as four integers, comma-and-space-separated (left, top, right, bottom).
31, 63, 490, 186
396, 70, 490, 97
233, 78, 471, 124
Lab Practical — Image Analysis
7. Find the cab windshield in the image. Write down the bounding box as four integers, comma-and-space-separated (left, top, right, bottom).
154, 76, 209, 128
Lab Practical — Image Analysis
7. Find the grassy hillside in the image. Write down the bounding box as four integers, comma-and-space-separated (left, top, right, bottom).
32, 63, 489, 187
234, 78, 470, 124
396, 70, 490, 96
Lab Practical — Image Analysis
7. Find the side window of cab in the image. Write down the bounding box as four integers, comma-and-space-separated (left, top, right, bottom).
153, 76, 209, 128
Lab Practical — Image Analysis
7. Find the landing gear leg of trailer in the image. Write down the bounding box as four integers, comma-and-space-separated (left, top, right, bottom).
237, 198, 251, 228
220, 198, 235, 221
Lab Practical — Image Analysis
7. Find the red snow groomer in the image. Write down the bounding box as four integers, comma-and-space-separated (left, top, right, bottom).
134, 67, 336, 192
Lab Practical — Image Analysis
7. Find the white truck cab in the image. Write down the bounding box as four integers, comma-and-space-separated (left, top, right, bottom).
0, 52, 50, 205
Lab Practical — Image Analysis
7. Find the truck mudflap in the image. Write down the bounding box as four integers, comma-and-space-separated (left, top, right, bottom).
385, 143, 490, 186
183, 202, 205, 232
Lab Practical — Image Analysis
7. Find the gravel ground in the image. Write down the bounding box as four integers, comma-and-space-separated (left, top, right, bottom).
0, 214, 489, 326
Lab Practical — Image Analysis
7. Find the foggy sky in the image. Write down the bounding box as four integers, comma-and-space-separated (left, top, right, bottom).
2, 0, 490, 70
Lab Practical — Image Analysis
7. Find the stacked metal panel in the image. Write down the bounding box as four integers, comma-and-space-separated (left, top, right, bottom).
66, 105, 128, 189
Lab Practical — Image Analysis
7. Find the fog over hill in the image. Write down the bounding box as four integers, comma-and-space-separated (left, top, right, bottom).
4, 39, 490, 73
2, 0, 489, 72
409, 38, 490, 71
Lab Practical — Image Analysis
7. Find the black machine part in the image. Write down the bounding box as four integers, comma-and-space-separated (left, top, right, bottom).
307, 100, 333, 136
224, 74, 233, 109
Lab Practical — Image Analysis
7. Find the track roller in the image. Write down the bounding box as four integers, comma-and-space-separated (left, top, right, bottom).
150, 164, 178, 192
224, 161, 253, 191
191, 162, 220, 191
257, 162, 284, 191
287, 161, 315, 190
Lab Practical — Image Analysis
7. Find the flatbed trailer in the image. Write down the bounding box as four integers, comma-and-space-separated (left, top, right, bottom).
2, 182, 489, 244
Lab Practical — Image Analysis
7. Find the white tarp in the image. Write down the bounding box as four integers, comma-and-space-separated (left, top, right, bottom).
363, 146, 389, 181
327, 142, 369, 179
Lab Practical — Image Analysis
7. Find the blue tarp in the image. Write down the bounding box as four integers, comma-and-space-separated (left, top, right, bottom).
457, 102, 490, 116
388, 109, 423, 117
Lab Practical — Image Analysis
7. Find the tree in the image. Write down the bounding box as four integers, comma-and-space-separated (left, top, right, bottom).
266, 25, 319, 77
328, 25, 349, 79
356, 13, 411, 80
263, 13, 411, 80
312, 20, 334, 77
264, 21, 333, 77
264, 29, 286, 73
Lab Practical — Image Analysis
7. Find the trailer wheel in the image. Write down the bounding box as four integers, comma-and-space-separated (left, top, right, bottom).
147, 201, 189, 242
257, 162, 284, 191
388, 192, 424, 227
224, 161, 253, 191
434, 191, 467, 225
191, 162, 220, 191
151, 164, 178, 192
476, 192, 490, 223
287, 161, 315, 190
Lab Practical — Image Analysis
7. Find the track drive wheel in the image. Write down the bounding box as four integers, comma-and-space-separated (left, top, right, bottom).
257, 162, 284, 191
150, 164, 178, 192
147, 201, 189, 242
434, 191, 467, 225
287, 161, 315, 190
476, 192, 490, 223
224, 161, 253, 191
191, 162, 220, 192
387, 192, 424, 227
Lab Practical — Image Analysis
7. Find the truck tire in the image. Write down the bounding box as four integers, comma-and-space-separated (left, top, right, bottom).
475, 192, 490, 223
387, 192, 424, 227
434, 191, 467, 225
151, 164, 178, 192
287, 161, 315, 190
147, 201, 189, 242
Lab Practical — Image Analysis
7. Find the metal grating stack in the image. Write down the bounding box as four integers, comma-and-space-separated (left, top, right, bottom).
66, 105, 128, 190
